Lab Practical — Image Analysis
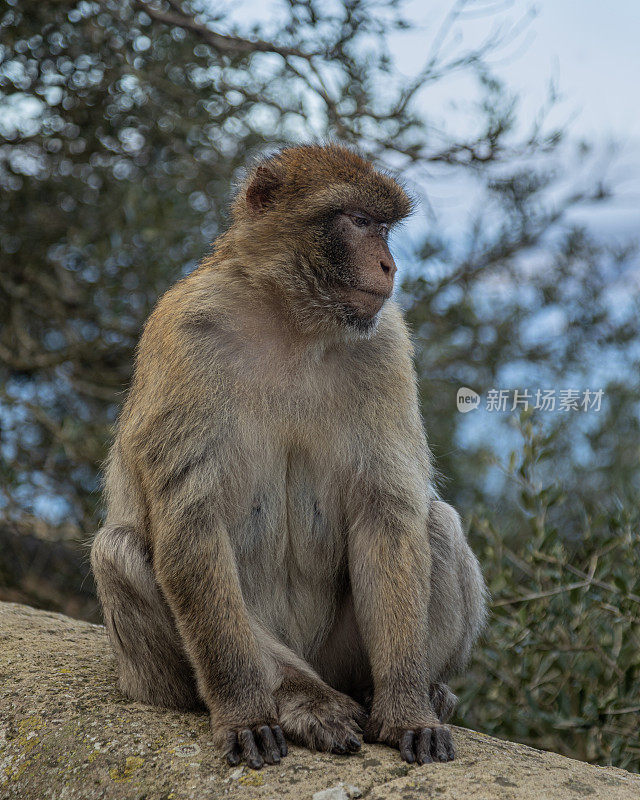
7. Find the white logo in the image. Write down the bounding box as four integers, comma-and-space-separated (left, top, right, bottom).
457, 387, 480, 413
457, 387, 604, 412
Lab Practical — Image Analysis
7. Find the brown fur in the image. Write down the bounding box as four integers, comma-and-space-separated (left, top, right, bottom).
91, 144, 487, 769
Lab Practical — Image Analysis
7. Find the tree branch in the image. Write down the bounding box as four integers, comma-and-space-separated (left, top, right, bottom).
131, 0, 321, 61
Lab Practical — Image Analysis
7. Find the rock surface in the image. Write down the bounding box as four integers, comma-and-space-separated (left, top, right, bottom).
1, 601, 638, 800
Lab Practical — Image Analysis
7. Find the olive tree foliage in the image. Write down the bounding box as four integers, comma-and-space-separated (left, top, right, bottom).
456, 416, 640, 771
0, 0, 575, 528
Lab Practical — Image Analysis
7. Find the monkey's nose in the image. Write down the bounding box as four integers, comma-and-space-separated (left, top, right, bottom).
380, 258, 397, 279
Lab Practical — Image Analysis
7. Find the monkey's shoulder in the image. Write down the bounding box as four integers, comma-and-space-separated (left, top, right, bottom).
142, 268, 220, 333
135, 269, 242, 374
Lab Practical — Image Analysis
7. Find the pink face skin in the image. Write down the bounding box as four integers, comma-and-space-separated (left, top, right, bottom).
333, 211, 397, 320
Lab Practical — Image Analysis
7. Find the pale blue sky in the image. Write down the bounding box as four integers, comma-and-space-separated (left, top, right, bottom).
385, 1, 640, 240
391, 0, 640, 139
232, 0, 640, 140
231, 0, 640, 240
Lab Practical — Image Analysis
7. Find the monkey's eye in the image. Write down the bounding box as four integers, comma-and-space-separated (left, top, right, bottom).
349, 214, 370, 228
378, 223, 390, 239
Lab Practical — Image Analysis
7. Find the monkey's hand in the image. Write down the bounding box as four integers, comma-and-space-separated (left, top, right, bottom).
276, 682, 367, 755
212, 701, 288, 769
364, 703, 455, 764
223, 723, 288, 769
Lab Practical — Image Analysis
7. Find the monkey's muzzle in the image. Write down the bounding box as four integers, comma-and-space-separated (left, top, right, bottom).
343, 287, 390, 318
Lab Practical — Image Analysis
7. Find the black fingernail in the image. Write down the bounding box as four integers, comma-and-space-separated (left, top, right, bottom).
273, 725, 288, 757
399, 729, 415, 763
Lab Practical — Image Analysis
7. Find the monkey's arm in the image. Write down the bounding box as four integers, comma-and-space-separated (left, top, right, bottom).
113, 304, 286, 767
152, 498, 364, 759
347, 446, 455, 764
149, 502, 287, 767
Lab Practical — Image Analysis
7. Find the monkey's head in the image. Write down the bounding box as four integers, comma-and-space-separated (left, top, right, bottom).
229, 144, 413, 337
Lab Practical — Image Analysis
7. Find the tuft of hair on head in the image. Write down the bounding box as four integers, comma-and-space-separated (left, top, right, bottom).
232, 143, 414, 226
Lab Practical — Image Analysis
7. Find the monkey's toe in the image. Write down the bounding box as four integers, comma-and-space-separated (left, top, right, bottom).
330, 729, 362, 755
226, 724, 288, 769
432, 726, 455, 762
398, 725, 455, 765
278, 690, 365, 755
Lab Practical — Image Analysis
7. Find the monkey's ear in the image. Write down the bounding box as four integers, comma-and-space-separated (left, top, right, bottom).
246, 165, 281, 212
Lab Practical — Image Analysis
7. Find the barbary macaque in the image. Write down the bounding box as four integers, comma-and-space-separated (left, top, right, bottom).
91, 144, 487, 769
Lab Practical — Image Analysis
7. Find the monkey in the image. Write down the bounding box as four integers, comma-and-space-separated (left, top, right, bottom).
91, 143, 487, 770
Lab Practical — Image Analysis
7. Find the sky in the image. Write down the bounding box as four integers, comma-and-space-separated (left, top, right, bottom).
391, 0, 640, 141
232, 0, 640, 140
233, 0, 640, 240
385, 0, 640, 247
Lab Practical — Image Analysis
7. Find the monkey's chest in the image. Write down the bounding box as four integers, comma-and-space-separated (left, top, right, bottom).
230, 448, 346, 654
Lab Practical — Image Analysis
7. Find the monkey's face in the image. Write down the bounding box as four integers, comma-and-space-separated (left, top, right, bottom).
321, 210, 397, 330
237, 145, 411, 336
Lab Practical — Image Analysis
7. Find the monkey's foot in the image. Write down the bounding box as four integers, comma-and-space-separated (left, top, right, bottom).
429, 682, 458, 723
224, 724, 288, 770
364, 717, 455, 764
277, 689, 366, 755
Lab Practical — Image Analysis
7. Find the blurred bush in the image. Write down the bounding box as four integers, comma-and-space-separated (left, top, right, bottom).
0, 518, 98, 620
456, 416, 640, 771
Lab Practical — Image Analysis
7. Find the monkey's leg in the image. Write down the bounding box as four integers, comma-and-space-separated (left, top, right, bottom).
423, 499, 487, 722
339, 500, 486, 732
348, 484, 487, 765
150, 504, 287, 769
91, 525, 202, 711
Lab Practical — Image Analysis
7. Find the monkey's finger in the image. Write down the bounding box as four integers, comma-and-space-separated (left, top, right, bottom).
431, 727, 449, 763
399, 730, 416, 763
226, 739, 242, 767
272, 725, 288, 757
445, 730, 455, 761
256, 725, 280, 765
416, 728, 433, 765
346, 733, 361, 753
351, 706, 368, 731
328, 721, 361, 754
238, 728, 263, 770
225, 731, 242, 766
